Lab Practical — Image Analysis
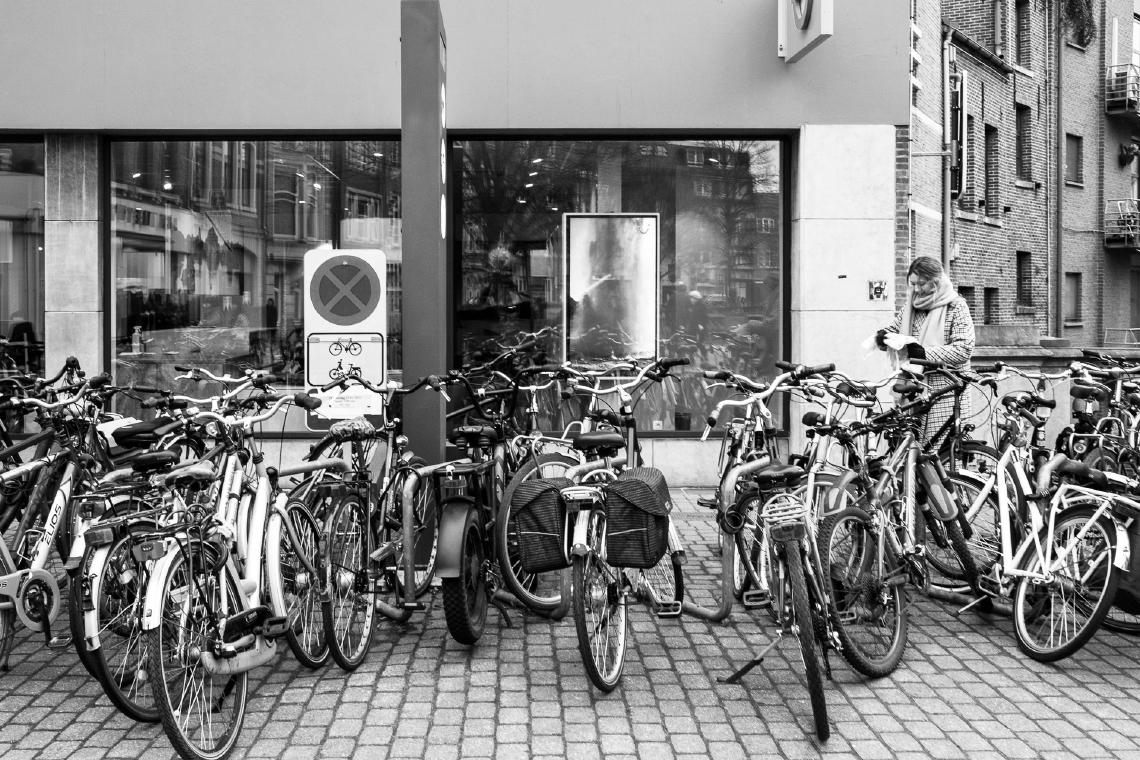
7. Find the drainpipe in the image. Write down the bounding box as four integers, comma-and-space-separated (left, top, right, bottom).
942, 27, 953, 268
1052, 0, 1063, 337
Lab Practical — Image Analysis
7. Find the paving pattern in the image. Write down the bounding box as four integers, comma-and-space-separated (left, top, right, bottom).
1, 489, 1139, 759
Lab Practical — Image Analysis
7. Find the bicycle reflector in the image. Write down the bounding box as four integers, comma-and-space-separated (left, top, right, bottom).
85, 525, 115, 548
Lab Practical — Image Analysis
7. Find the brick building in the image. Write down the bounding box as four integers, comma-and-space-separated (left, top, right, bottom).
910, 0, 1140, 347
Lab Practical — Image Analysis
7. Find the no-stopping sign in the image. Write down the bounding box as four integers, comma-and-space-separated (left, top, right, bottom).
309, 254, 383, 326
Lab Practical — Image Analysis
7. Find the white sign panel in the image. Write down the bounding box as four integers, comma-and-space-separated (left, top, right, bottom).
778, 0, 834, 63
303, 249, 387, 423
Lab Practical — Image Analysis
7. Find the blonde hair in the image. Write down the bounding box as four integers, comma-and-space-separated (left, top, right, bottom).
908, 256, 944, 282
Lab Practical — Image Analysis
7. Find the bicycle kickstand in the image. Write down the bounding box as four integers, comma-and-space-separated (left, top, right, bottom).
718, 635, 782, 685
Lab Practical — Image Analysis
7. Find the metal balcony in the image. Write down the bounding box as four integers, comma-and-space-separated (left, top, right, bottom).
1104, 199, 1140, 249
1106, 64, 1140, 119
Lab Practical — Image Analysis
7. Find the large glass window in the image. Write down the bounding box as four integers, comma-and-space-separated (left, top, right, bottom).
110, 139, 402, 402
455, 138, 784, 433
0, 142, 45, 376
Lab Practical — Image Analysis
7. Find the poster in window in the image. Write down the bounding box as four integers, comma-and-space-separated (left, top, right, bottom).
563, 214, 658, 361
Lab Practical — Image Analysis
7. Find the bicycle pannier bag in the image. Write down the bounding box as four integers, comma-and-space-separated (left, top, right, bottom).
603, 468, 671, 569
1114, 516, 1140, 615
511, 477, 574, 573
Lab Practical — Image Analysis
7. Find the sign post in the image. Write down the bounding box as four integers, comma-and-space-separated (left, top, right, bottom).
302, 248, 387, 428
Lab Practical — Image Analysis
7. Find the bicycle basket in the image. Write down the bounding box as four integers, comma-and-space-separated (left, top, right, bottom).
762, 493, 808, 542
603, 470, 670, 569
510, 477, 574, 573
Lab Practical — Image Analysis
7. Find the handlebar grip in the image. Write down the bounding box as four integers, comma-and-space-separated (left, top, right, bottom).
514, 339, 537, 352
702, 370, 731, 381
797, 363, 835, 378
320, 377, 346, 393
774, 360, 797, 372
127, 385, 163, 394
659, 357, 690, 369
802, 411, 826, 427
88, 373, 112, 389
141, 396, 163, 409
522, 364, 565, 375
250, 374, 279, 388
974, 362, 1004, 373
293, 393, 322, 411
174, 365, 194, 373
909, 358, 945, 370
426, 375, 443, 391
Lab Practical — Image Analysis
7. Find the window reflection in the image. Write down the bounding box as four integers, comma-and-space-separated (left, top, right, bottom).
111, 139, 402, 409
456, 139, 783, 432
0, 142, 45, 379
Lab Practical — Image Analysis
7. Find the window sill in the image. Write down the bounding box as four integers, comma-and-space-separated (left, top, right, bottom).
1065, 40, 1087, 52
1065, 180, 1085, 188
1014, 179, 1037, 190
1064, 321, 1084, 328
954, 209, 979, 222
982, 216, 1003, 228
1014, 305, 1035, 315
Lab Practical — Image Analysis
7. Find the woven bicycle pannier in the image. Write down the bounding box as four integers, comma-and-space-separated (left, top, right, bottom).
603, 468, 671, 569
510, 477, 573, 573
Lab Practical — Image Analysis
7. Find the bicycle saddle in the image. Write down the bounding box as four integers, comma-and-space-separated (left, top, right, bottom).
164, 460, 216, 487
131, 449, 180, 474
452, 425, 499, 445
751, 463, 805, 486
572, 431, 625, 452
1070, 384, 1109, 401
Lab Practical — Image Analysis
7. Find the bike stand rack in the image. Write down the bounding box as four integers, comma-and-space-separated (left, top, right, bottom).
717, 635, 783, 685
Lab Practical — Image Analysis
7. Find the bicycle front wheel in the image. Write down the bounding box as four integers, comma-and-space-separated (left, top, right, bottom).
571, 513, 627, 692
1012, 506, 1120, 662
817, 506, 908, 678
321, 494, 377, 671
441, 507, 489, 645
148, 552, 247, 760
785, 546, 829, 741
266, 500, 327, 669
390, 458, 438, 599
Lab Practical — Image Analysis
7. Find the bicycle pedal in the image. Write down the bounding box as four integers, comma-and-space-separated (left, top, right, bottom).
46, 635, 72, 650
401, 601, 427, 612
976, 574, 1003, 597
742, 590, 771, 609
696, 495, 718, 509
369, 543, 398, 564
258, 616, 290, 640
221, 605, 274, 643
656, 601, 683, 619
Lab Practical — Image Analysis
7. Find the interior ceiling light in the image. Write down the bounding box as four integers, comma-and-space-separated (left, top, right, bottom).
131, 172, 142, 179
531, 158, 543, 164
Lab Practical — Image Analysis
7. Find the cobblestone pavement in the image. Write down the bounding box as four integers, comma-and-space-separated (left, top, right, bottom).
2, 489, 1140, 759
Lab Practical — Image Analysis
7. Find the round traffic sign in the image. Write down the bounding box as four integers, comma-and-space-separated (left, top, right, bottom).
309, 255, 382, 326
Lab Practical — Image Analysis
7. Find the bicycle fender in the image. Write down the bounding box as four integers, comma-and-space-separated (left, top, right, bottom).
823, 469, 861, 516
141, 545, 181, 631
83, 545, 111, 651
434, 500, 477, 579
1115, 519, 1132, 571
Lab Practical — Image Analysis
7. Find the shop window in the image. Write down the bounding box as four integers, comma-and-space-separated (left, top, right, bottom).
0, 141, 45, 376
110, 139, 403, 416
455, 138, 785, 433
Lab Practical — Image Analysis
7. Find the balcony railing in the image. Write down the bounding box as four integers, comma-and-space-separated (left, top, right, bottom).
1106, 64, 1140, 117
1105, 199, 1140, 249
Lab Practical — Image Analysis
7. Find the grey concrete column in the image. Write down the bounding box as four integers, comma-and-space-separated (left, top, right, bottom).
401, 0, 449, 462
44, 135, 103, 377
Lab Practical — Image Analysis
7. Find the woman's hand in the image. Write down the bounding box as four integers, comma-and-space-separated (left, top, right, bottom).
883, 333, 917, 351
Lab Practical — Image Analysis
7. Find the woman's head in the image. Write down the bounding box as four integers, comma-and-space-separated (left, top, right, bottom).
907, 256, 944, 298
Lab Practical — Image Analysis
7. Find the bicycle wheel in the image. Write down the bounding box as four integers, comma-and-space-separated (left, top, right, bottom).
945, 440, 1026, 525
390, 458, 438, 599
817, 506, 908, 678
1102, 606, 1140, 635
784, 546, 829, 741
441, 507, 489, 645
1012, 506, 1120, 662
732, 492, 764, 598
946, 472, 1007, 575
148, 551, 247, 760
571, 512, 627, 692
0, 542, 16, 669
497, 452, 578, 613
68, 544, 100, 680
266, 501, 327, 670
1081, 446, 1120, 474
321, 493, 377, 671
641, 545, 683, 608
89, 529, 160, 723
922, 510, 980, 593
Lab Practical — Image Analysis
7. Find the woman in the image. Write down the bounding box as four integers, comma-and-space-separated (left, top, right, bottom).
877, 256, 975, 446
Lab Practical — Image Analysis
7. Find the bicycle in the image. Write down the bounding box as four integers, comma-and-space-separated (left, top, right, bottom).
328, 337, 362, 357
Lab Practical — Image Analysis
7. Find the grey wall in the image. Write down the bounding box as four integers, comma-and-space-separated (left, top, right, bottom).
1, 0, 909, 131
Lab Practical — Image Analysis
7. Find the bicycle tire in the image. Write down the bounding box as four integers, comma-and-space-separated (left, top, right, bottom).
572, 512, 627, 692
1082, 446, 1122, 475
944, 440, 1026, 524
817, 506, 908, 678
148, 551, 247, 760
441, 507, 489, 645
732, 492, 765, 598
0, 543, 16, 670
641, 544, 684, 608
1102, 607, 1140, 635
497, 452, 578, 613
89, 527, 160, 723
1012, 506, 1121, 662
784, 546, 830, 741
266, 501, 328, 670
390, 457, 438, 599
321, 493, 377, 671
68, 544, 100, 680
945, 471, 1008, 576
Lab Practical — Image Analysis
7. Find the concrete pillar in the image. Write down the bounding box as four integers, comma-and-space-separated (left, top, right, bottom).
44, 134, 103, 377
790, 125, 898, 451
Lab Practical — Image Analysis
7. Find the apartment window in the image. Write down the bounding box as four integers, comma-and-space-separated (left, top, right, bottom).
984, 124, 999, 213
1016, 251, 1032, 306
1064, 272, 1082, 321
1015, 105, 1032, 180
958, 286, 976, 313
1066, 133, 1084, 184
960, 115, 977, 209
1016, 0, 1031, 67
983, 287, 999, 325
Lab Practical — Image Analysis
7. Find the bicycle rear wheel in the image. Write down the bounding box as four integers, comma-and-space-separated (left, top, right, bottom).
321, 493, 377, 671
148, 551, 247, 760
1012, 506, 1120, 662
817, 506, 907, 678
571, 512, 627, 692
732, 492, 764, 598
266, 500, 327, 670
441, 507, 489, 645
497, 453, 578, 613
784, 546, 829, 741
